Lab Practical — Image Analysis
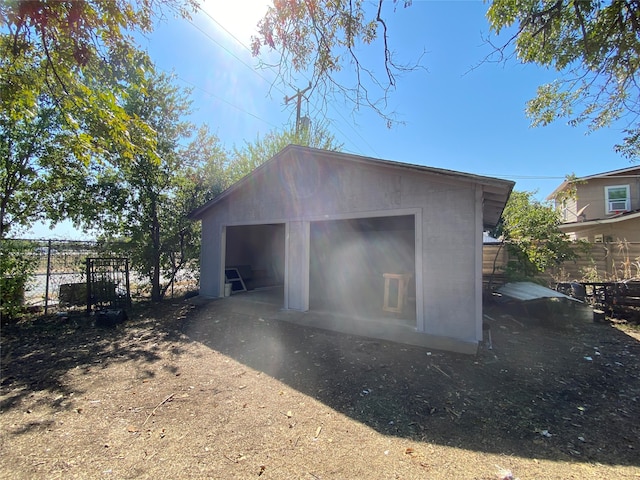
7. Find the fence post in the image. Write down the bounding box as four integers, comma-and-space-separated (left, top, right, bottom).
44, 239, 52, 315
124, 258, 131, 309
86, 258, 92, 314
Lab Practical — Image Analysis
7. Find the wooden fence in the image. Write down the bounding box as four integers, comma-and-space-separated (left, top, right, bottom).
551, 241, 640, 282
482, 241, 640, 284
483, 243, 508, 288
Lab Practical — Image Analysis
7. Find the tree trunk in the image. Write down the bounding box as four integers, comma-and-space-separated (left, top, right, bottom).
150, 200, 162, 302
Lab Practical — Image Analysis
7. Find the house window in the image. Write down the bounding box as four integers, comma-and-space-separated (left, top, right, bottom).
605, 185, 630, 214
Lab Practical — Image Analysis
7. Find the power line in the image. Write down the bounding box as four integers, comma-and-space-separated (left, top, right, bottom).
181, 13, 281, 95
183, 9, 380, 156
170, 72, 280, 129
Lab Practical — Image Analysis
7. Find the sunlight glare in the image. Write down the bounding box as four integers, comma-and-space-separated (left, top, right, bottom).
199, 0, 273, 45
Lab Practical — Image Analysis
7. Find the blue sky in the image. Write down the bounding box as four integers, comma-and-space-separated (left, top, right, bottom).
28, 0, 634, 238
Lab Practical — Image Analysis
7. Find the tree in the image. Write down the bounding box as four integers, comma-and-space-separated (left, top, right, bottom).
227, 121, 343, 184
66, 82, 228, 302
252, 0, 423, 127
0, 33, 88, 238
491, 190, 577, 280
486, 0, 640, 159
1, 1, 199, 166
252, 1, 640, 157
159, 125, 230, 294
76, 68, 204, 302
1, 1, 200, 240
0, 239, 38, 322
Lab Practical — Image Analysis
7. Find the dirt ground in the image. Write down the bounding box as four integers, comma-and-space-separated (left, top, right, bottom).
1, 292, 640, 479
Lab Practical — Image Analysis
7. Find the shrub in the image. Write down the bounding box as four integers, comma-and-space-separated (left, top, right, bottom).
1, 240, 37, 323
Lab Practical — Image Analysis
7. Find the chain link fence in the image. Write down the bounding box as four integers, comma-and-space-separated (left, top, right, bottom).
18, 239, 198, 313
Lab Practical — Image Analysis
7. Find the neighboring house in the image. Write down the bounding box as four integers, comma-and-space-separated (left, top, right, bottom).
547, 166, 640, 243
190, 145, 513, 354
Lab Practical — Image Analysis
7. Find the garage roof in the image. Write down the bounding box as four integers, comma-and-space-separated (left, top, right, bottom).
190, 145, 514, 228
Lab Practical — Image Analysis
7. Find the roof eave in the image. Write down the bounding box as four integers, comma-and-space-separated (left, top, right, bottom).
189, 145, 515, 224
558, 210, 640, 229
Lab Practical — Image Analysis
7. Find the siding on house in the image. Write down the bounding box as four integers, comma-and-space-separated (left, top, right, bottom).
562, 218, 640, 243
570, 176, 640, 221
549, 167, 640, 243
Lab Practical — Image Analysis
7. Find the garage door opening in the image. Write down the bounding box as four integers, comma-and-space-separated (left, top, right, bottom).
224, 224, 285, 304
309, 215, 416, 322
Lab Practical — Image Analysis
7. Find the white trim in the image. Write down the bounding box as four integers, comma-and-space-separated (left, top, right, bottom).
220, 225, 227, 298
217, 208, 419, 226
605, 184, 630, 214
304, 207, 421, 222
284, 222, 289, 309
475, 186, 483, 342
558, 210, 640, 229
221, 218, 291, 227
307, 208, 422, 332
414, 209, 424, 333
219, 208, 428, 333
302, 221, 310, 311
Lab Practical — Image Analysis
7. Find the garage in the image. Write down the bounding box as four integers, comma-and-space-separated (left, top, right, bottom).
223, 224, 285, 298
190, 145, 513, 353
309, 215, 416, 322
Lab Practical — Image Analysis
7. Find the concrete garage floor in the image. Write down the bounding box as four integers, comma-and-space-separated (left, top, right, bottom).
216, 286, 477, 353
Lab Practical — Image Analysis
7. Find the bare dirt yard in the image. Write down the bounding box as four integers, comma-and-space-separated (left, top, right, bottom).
1, 292, 640, 479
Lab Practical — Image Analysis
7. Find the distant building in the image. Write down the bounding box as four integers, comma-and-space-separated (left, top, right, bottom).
547, 166, 640, 243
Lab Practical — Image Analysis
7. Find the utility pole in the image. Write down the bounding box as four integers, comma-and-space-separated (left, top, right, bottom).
284, 82, 312, 134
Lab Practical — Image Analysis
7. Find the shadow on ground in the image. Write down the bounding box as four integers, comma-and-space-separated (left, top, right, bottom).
2, 292, 639, 468
175, 291, 640, 467
0, 304, 190, 431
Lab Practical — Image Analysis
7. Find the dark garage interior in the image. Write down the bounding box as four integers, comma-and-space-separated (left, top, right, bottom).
224, 224, 285, 294
309, 215, 416, 321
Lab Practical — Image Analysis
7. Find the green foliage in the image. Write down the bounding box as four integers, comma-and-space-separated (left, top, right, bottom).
94, 68, 191, 301
492, 190, 577, 280
252, 0, 422, 126
0, 33, 90, 237
253, 0, 640, 157
79, 68, 230, 302
1, 1, 198, 69
1, 1, 198, 239
548, 172, 585, 206
0, 239, 37, 322
228, 122, 343, 184
487, 0, 640, 159
157, 125, 230, 292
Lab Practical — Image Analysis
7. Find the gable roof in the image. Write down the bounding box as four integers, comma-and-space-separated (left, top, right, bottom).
547, 165, 640, 200
190, 145, 514, 228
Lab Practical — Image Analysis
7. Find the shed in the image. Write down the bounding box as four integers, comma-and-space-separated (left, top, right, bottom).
190, 145, 514, 353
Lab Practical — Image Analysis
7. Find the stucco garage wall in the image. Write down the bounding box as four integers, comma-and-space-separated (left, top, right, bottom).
396, 172, 480, 341
197, 148, 487, 347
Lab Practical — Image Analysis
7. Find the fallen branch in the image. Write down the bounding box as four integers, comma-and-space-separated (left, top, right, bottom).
142, 393, 175, 427
431, 365, 451, 379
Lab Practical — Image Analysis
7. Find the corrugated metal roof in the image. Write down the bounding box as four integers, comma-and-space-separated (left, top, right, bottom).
483, 232, 501, 244
497, 282, 579, 302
